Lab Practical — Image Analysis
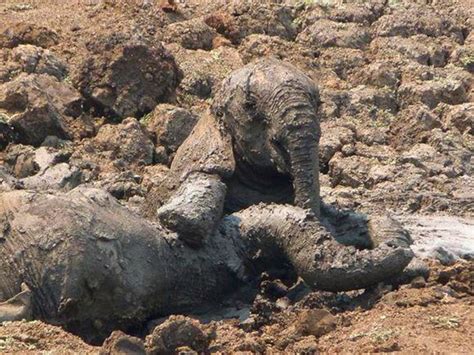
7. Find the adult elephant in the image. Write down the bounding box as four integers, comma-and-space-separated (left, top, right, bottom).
0, 187, 413, 342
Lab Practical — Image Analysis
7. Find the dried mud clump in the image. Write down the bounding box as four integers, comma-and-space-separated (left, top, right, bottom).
205, 2, 297, 44
0, 73, 82, 146
143, 104, 198, 164
101, 330, 145, 355
0, 23, 59, 49
0, 44, 67, 83
161, 18, 217, 50
73, 34, 182, 119
145, 315, 210, 354
297, 19, 372, 49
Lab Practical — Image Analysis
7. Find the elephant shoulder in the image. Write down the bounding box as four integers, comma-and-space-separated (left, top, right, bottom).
171, 112, 235, 180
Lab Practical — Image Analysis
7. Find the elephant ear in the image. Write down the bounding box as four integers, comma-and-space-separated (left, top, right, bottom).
212, 65, 258, 129
171, 112, 235, 181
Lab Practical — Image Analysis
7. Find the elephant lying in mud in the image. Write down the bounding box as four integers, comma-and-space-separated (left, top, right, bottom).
0, 187, 413, 341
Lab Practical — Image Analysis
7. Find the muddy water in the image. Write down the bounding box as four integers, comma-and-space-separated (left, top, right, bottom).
396, 215, 474, 261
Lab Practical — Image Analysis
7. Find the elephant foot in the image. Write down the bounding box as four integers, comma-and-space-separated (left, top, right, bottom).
0, 283, 32, 323
157, 172, 226, 247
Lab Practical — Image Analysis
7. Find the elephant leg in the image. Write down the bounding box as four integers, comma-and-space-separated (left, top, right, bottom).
156, 172, 227, 247
0, 283, 32, 322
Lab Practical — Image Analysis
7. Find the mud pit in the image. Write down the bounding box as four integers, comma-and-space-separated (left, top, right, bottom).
0, 0, 473, 353
398, 215, 474, 262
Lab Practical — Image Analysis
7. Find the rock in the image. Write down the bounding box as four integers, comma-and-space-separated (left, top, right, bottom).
288, 336, 319, 354
350, 60, 401, 88
239, 34, 315, 65
5, 144, 39, 178
145, 315, 210, 354
10, 44, 67, 80
410, 276, 427, 289
168, 44, 243, 102
297, 1, 384, 29
92, 118, 155, 166
436, 262, 474, 295
319, 123, 354, 171
0, 166, 21, 192
159, 0, 178, 13
205, 2, 297, 44
5, 145, 81, 191
297, 20, 371, 49
100, 171, 144, 201
346, 85, 398, 116
319, 48, 368, 79
204, 11, 240, 44
161, 18, 217, 50
391, 258, 431, 286
327, 2, 382, 24
21, 162, 81, 191
73, 35, 181, 119
389, 105, 441, 150
450, 45, 474, 73
400, 143, 438, 167
0, 73, 82, 146
144, 104, 198, 161
433, 246, 457, 266
370, 36, 449, 67
442, 103, 473, 135
398, 78, 468, 109
329, 153, 373, 188
0, 23, 59, 48
367, 164, 396, 187
247, 294, 278, 329
373, 6, 464, 43
100, 331, 145, 355
296, 309, 337, 337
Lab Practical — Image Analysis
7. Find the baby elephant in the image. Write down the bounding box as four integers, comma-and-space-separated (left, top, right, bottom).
158, 58, 321, 246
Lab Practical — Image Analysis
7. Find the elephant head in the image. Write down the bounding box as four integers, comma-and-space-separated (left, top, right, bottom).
212, 58, 321, 215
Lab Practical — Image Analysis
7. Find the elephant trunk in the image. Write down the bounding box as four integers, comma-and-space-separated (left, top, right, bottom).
286, 127, 320, 216
266, 80, 321, 216
230, 204, 414, 292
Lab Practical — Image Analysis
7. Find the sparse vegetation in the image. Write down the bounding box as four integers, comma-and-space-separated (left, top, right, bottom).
350, 327, 398, 343
430, 316, 461, 329
140, 111, 153, 125
460, 55, 474, 67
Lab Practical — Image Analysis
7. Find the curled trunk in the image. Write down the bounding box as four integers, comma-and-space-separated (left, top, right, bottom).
229, 204, 413, 292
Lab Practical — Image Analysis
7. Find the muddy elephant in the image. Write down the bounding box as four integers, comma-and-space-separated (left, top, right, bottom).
0, 59, 414, 342
156, 58, 321, 246
0, 187, 413, 342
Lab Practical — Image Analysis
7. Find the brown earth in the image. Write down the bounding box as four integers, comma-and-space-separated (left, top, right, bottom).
0, 261, 472, 353
0, 0, 473, 353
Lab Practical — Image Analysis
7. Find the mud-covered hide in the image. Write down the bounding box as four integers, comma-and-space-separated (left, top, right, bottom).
0, 187, 244, 342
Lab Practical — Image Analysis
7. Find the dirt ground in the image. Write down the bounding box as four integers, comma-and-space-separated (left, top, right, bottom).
0, 0, 473, 353
0, 261, 472, 353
